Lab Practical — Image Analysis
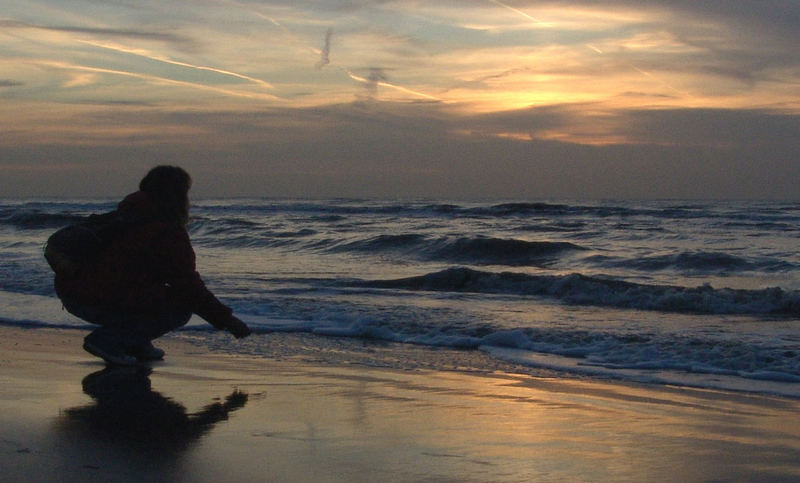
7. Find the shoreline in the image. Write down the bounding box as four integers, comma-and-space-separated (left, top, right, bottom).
2, 326, 799, 481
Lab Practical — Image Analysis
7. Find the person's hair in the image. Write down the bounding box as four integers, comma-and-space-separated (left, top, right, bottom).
139, 166, 192, 227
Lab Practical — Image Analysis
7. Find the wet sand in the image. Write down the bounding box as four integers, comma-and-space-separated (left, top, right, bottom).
1, 326, 799, 482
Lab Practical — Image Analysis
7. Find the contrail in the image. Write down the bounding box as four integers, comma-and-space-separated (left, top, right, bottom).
630, 65, 690, 97
31, 59, 280, 101
487, 0, 691, 98
487, 0, 551, 26
315, 28, 333, 70
586, 44, 604, 54
219, 0, 443, 101
77, 39, 274, 90
343, 67, 440, 101
250, 9, 441, 101
230, 6, 322, 58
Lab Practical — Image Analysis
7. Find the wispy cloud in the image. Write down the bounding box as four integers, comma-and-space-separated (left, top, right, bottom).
440, 66, 534, 94
2, 0, 800, 198
480, 2, 695, 101
0, 18, 194, 48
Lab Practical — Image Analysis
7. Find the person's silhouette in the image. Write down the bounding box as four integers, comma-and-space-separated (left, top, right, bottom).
53, 166, 251, 365
61, 367, 248, 455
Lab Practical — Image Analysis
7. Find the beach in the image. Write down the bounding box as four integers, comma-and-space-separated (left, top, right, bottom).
4, 0, 800, 477
1, 326, 799, 482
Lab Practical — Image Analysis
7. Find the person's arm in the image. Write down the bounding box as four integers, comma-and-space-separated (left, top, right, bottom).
226, 315, 251, 338
158, 226, 251, 338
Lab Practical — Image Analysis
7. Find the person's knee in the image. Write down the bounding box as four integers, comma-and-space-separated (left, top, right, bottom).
173, 311, 192, 327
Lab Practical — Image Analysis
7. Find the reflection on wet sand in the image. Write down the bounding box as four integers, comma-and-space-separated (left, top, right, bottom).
60, 367, 247, 456
4, 327, 795, 481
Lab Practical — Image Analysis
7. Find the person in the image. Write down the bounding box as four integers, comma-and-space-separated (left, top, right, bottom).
54, 166, 251, 365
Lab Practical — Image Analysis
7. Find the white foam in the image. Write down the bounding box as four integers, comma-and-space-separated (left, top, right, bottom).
483, 346, 800, 398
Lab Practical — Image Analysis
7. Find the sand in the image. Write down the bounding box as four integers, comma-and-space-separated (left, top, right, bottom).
1, 326, 799, 482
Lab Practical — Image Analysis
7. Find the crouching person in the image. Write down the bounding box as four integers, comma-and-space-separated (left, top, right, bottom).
53, 166, 251, 365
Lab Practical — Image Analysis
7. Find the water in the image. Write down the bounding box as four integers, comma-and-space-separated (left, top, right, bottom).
2, 198, 799, 396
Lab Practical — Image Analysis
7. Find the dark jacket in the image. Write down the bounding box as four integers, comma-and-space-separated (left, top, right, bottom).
54, 191, 233, 330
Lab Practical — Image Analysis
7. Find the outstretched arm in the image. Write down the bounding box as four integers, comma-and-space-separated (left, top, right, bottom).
157, 226, 252, 338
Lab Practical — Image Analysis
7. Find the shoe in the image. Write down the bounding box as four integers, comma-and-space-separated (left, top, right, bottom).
83, 336, 138, 366
127, 341, 165, 361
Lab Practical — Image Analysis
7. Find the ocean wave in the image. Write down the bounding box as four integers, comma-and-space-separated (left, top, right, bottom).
9, 200, 800, 234
334, 233, 428, 252
332, 235, 585, 266
190, 217, 261, 232
355, 267, 800, 316
590, 251, 796, 274
466, 202, 572, 217
478, 328, 800, 385
189, 216, 318, 248
0, 210, 85, 229
188, 200, 800, 232
430, 237, 585, 265
456, 202, 736, 220
513, 221, 587, 233
190, 199, 677, 220
231, 310, 799, 388
722, 221, 797, 231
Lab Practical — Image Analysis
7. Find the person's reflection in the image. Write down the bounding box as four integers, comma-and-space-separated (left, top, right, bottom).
61, 366, 247, 455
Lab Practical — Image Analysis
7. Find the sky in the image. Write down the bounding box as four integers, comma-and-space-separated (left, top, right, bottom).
1, 0, 798, 199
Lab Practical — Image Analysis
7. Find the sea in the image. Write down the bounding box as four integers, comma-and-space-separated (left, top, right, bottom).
2, 198, 799, 397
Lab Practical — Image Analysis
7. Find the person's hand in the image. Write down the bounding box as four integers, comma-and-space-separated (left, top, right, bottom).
225, 390, 249, 409
227, 315, 251, 339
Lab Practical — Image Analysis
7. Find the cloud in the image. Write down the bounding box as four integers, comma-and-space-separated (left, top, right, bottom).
468, 0, 800, 92
0, 19, 195, 48
315, 28, 333, 70
507, 0, 800, 35
441, 67, 535, 93
621, 108, 800, 148
459, 102, 800, 150
363, 67, 387, 98
1, 101, 798, 199
1, 0, 798, 199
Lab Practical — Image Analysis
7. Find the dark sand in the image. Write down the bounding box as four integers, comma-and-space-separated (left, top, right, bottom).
1, 326, 799, 482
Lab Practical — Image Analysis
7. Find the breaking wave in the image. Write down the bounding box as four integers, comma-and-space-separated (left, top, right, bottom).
356, 267, 800, 316
331, 235, 585, 266
0, 210, 86, 229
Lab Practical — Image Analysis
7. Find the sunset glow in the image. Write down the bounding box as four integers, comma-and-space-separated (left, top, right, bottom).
1, 1, 798, 198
